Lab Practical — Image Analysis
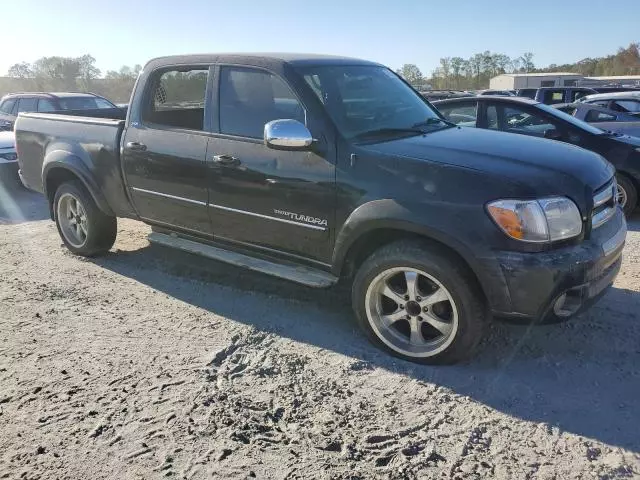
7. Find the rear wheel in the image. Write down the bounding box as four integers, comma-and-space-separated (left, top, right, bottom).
616, 174, 637, 217
352, 241, 486, 364
53, 181, 117, 256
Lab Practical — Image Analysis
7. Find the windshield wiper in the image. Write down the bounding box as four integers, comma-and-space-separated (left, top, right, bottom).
352, 127, 426, 141
411, 117, 457, 129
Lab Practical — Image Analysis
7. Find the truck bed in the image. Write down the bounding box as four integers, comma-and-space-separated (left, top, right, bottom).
15, 110, 135, 218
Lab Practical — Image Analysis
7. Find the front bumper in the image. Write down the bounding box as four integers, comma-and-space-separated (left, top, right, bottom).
484, 207, 626, 321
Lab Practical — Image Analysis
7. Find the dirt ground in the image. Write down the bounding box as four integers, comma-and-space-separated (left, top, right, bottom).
1, 181, 639, 480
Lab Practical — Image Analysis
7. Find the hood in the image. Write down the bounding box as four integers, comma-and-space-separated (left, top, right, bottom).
0, 131, 15, 150
361, 126, 613, 192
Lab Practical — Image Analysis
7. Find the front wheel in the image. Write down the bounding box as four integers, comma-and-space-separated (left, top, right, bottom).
616, 174, 637, 217
352, 241, 486, 365
53, 181, 117, 257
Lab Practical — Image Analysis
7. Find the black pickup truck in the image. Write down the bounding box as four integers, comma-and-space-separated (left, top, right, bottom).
15, 54, 627, 364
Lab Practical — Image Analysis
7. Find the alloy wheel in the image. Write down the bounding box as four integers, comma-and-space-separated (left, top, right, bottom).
364, 267, 459, 358
57, 193, 89, 248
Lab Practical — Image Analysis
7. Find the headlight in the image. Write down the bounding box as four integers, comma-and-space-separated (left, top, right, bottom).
487, 197, 582, 242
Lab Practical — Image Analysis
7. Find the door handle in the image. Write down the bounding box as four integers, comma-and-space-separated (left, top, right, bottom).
126, 141, 147, 152
212, 154, 240, 166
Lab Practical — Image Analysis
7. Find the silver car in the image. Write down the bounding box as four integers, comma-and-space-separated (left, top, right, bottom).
554, 103, 640, 137
0, 130, 19, 185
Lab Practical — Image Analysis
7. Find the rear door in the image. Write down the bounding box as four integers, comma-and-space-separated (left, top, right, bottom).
206, 65, 335, 262
121, 66, 212, 235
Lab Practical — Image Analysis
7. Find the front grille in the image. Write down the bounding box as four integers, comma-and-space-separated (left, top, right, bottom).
591, 179, 617, 229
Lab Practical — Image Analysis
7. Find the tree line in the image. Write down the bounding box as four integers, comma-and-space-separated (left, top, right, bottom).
2, 55, 141, 102
2, 44, 639, 101
398, 43, 640, 90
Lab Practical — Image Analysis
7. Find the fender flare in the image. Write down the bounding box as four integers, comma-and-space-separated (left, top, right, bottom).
42, 150, 114, 217
332, 199, 484, 280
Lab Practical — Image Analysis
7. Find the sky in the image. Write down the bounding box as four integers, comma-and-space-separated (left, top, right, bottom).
2, 0, 639, 77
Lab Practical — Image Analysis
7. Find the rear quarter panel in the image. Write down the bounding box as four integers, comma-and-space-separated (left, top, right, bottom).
15, 113, 135, 217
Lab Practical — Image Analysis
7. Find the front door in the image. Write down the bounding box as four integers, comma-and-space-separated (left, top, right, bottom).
122, 66, 212, 235
207, 65, 335, 262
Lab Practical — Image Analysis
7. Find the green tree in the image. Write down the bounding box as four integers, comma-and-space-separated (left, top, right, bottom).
520, 52, 535, 73
396, 64, 424, 87
450, 57, 465, 89
468, 53, 484, 88
7, 62, 33, 78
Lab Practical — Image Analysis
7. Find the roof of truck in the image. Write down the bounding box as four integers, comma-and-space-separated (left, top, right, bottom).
144, 53, 382, 69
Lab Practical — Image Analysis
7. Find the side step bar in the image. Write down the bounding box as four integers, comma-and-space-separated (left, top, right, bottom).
148, 232, 338, 288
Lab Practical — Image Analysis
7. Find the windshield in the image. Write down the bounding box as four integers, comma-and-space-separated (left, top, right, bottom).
296, 65, 444, 140
58, 97, 115, 110
537, 102, 604, 135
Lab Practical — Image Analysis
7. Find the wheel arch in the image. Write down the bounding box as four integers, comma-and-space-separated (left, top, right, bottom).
616, 170, 639, 208
332, 200, 490, 304
43, 151, 114, 219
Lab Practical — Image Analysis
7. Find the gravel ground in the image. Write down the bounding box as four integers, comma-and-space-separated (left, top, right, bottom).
1, 180, 639, 480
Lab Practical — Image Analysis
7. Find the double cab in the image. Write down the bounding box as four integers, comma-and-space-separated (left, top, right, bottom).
15, 54, 626, 364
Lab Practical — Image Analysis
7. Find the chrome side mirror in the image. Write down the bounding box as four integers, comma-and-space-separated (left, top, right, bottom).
264, 119, 313, 150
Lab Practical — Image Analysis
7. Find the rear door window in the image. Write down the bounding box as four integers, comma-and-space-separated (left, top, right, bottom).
37, 99, 57, 112
487, 103, 558, 137
0, 98, 16, 114
95, 98, 115, 109
571, 90, 589, 102
143, 67, 209, 131
437, 102, 478, 126
219, 66, 305, 138
543, 90, 565, 105
585, 110, 616, 122
16, 98, 38, 113
613, 100, 640, 113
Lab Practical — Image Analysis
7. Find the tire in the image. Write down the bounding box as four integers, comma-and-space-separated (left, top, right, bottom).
352, 240, 486, 365
53, 181, 117, 257
616, 174, 637, 217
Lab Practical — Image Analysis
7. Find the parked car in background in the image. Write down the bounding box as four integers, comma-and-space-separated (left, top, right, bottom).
0, 130, 18, 184
476, 89, 514, 96
0, 92, 117, 131
554, 103, 640, 137
434, 95, 640, 215
420, 90, 474, 101
14, 53, 626, 364
516, 88, 537, 99
590, 86, 640, 94
577, 91, 640, 118
515, 87, 598, 105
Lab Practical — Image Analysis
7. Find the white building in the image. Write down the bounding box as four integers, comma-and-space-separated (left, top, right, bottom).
490, 72, 584, 90
491, 72, 640, 90
583, 75, 640, 86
